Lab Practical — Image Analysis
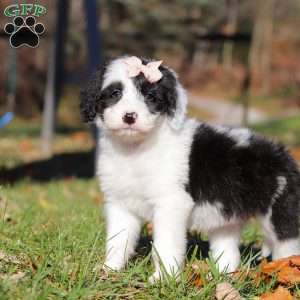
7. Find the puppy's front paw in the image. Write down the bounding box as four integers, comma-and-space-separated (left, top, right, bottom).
148, 267, 180, 284
148, 270, 163, 284
216, 255, 240, 274
103, 259, 124, 272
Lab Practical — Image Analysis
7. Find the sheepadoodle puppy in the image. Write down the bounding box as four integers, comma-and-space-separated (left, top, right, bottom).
80, 56, 300, 282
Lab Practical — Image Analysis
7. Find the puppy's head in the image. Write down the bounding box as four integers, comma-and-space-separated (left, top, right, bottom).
80, 56, 187, 142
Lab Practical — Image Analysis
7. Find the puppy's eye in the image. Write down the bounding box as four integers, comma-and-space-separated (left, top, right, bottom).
111, 90, 122, 98
146, 93, 156, 101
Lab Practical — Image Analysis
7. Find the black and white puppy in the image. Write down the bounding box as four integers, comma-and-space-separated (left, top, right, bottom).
80, 56, 300, 282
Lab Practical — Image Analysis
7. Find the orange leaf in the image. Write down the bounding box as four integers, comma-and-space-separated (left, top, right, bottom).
278, 265, 300, 284
193, 277, 204, 288
20, 140, 33, 152
261, 258, 289, 274
71, 132, 89, 142
261, 256, 300, 273
288, 256, 300, 267
291, 148, 300, 162
260, 286, 293, 300
261, 256, 300, 285
188, 260, 210, 288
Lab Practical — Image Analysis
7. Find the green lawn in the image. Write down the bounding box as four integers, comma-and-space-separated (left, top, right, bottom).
0, 181, 270, 300
252, 115, 300, 146
0, 116, 299, 299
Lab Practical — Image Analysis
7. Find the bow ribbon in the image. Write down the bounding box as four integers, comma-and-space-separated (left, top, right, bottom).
123, 56, 163, 83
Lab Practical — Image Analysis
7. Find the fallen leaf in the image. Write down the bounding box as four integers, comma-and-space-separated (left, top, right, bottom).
0, 271, 26, 282
261, 256, 300, 285
193, 276, 204, 288
71, 132, 89, 142
288, 256, 300, 267
93, 195, 103, 205
232, 266, 265, 287
291, 148, 300, 162
278, 265, 300, 284
188, 260, 210, 287
20, 140, 33, 152
260, 286, 293, 300
215, 282, 241, 300
191, 260, 210, 272
0, 251, 22, 264
261, 258, 290, 274
8, 271, 26, 282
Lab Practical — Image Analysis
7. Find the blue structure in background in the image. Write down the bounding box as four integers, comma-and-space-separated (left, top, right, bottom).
0, 112, 14, 129
0, 46, 17, 129
1, 0, 103, 136
84, 0, 103, 142
84, 0, 102, 73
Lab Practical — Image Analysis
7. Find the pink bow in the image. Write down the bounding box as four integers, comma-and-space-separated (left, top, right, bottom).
123, 56, 163, 83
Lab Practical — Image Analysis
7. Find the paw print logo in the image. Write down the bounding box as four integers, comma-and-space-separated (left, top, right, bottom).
4, 16, 45, 48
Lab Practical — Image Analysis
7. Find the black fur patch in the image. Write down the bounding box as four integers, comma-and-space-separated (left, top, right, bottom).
80, 66, 105, 123
187, 124, 300, 240
132, 58, 177, 117
97, 82, 124, 119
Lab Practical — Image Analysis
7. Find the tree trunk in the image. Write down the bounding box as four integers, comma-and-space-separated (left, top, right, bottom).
223, 0, 239, 72
249, 0, 275, 94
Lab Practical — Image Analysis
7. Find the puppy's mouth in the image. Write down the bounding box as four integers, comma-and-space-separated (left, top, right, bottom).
110, 126, 146, 135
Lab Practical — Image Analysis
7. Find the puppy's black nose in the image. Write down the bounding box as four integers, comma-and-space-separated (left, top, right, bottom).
123, 112, 138, 125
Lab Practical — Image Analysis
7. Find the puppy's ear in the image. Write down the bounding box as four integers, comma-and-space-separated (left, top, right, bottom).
80, 67, 105, 123
168, 82, 187, 130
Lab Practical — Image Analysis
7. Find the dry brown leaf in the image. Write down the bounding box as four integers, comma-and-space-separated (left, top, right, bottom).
261, 255, 300, 285
215, 282, 241, 300
260, 286, 293, 300
0, 271, 26, 282
189, 260, 211, 287
20, 140, 33, 152
92, 195, 103, 205
191, 260, 210, 273
278, 265, 300, 284
232, 266, 266, 288
193, 276, 204, 288
288, 256, 300, 267
261, 258, 290, 274
0, 251, 22, 264
8, 271, 26, 282
71, 132, 89, 142
290, 148, 300, 162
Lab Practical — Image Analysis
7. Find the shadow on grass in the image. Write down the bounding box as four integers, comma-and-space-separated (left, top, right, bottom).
1, 124, 85, 139
135, 234, 265, 267
0, 150, 95, 184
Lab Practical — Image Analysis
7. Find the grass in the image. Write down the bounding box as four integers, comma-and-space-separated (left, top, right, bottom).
252, 114, 300, 146
0, 115, 299, 299
0, 180, 269, 300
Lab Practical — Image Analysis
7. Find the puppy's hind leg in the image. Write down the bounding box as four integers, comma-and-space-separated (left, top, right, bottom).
260, 185, 300, 260
209, 224, 241, 273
